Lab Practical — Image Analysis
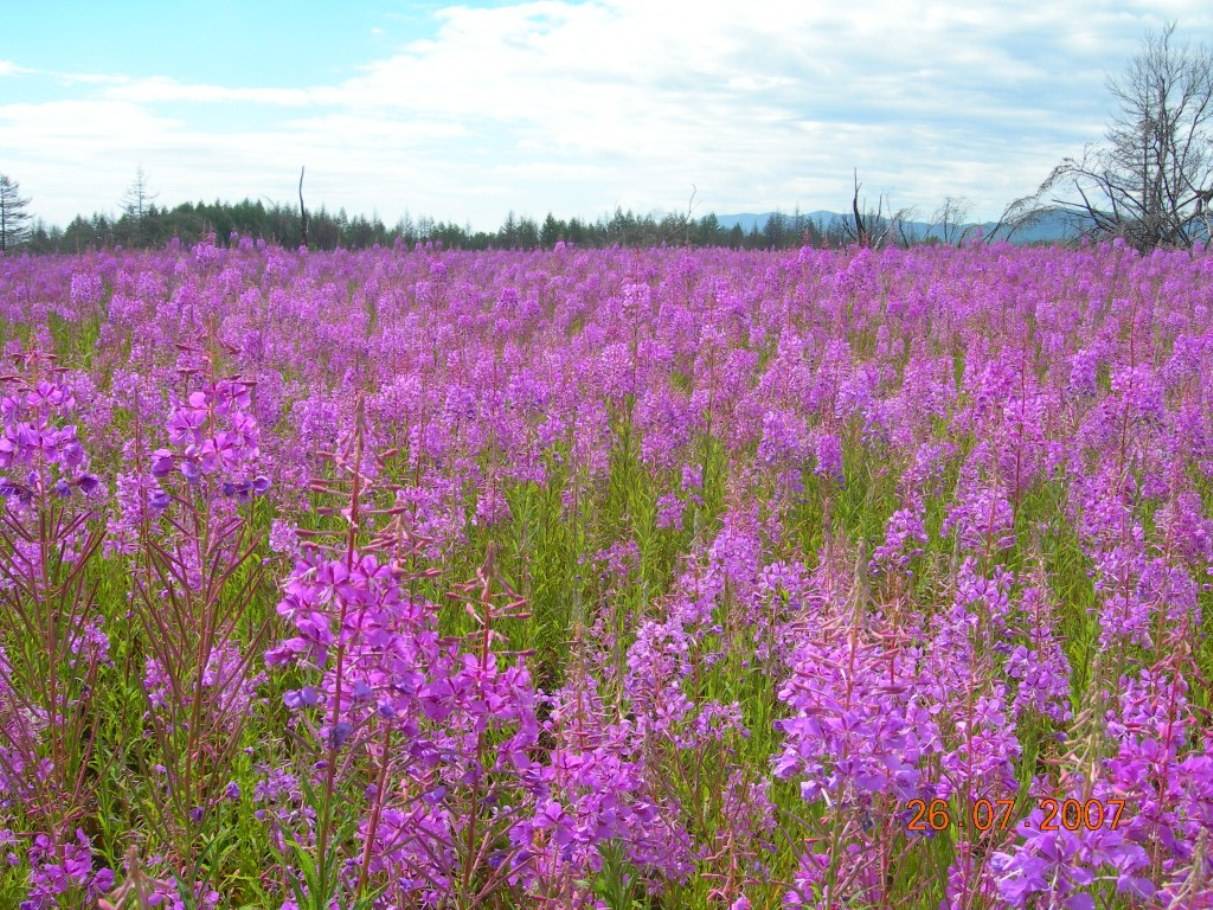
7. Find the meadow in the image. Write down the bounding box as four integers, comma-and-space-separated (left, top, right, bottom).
0, 237, 1210, 909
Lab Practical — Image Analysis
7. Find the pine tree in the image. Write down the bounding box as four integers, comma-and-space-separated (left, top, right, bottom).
540, 212, 561, 248
0, 174, 32, 252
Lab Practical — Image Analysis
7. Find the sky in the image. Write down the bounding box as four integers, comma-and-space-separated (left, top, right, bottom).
2, 0, 1211, 230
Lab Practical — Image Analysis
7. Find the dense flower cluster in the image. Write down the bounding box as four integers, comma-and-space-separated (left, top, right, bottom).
0, 239, 1210, 907
20, 830, 113, 910
0, 355, 98, 502
152, 376, 267, 498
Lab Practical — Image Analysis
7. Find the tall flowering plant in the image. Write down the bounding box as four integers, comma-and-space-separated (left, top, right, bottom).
264, 400, 543, 909
129, 350, 272, 879
0, 349, 113, 903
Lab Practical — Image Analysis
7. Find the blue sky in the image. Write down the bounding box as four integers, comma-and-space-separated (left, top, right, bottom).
2, 0, 1210, 229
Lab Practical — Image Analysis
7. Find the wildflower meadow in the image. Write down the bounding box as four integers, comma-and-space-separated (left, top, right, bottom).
0, 236, 1210, 909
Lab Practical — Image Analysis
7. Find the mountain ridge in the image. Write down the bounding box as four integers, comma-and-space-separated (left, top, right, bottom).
712, 209, 1087, 243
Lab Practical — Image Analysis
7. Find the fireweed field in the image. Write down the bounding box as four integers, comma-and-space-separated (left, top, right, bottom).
0, 239, 1210, 910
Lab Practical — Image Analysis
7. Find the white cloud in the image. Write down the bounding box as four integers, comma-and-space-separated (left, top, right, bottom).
3, 0, 1212, 228
103, 77, 339, 107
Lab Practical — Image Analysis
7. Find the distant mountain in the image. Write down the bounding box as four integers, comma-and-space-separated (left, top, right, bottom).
714, 211, 843, 233
713, 209, 1089, 244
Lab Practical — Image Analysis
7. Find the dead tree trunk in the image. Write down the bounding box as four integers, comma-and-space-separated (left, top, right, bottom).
851, 169, 868, 247
298, 166, 309, 248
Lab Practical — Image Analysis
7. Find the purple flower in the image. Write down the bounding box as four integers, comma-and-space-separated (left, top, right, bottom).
284, 686, 321, 710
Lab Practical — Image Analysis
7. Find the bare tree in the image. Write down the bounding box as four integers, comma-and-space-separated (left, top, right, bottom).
840, 170, 915, 248
983, 195, 1038, 244
930, 196, 972, 246
121, 166, 158, 245
0, 174, 32, 252
848, 169, 871, 246
121, 166, 158, 221
684, 183, 697, 247
888, 206, 921, 248
1024, 23, 1213, 250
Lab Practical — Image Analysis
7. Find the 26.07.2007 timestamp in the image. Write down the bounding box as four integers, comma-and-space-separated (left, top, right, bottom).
905, 797, 1127, 834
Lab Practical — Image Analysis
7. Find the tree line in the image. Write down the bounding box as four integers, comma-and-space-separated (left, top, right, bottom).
2, 188, 857, 254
